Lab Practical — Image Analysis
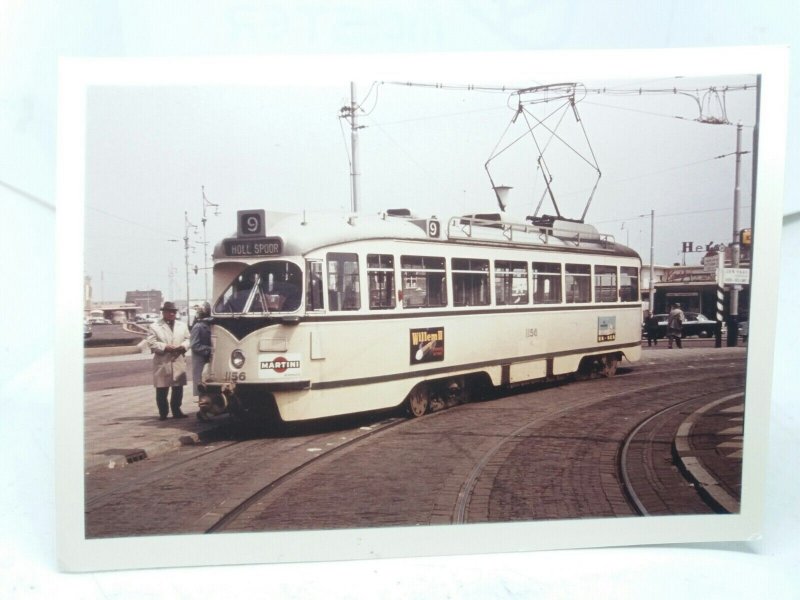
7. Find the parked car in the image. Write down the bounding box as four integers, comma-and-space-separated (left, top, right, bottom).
87, 316, 111, 325
644, 312, 719, 339
84, 321, 92, 339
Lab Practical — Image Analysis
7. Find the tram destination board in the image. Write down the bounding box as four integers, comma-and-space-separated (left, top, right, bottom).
223, 237, 283, 257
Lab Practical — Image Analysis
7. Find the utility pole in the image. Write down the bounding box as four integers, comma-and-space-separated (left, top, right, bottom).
168, 265, 177, 303
648, 210, 655, 312
340, 82, 361, 213
200, 186, 219, 301
727, 122, 743, 346
351, 82, 360, 213
183, 211, 197, 323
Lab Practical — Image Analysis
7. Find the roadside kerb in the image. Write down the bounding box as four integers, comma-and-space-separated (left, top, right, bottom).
672, 393, 742, 514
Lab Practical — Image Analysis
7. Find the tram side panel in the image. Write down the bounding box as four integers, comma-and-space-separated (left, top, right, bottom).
211, 306, 639, 422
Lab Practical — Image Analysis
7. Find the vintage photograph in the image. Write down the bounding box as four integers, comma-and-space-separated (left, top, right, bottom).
58, 50, 785, 571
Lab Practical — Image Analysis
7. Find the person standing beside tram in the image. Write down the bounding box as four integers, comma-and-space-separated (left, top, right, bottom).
146, 301, 191, 420
667, 302, 686, 349
643, 309, 660, 347
190, 302, 214, 420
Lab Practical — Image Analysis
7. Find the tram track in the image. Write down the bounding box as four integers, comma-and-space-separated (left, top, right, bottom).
85, 353, 747, 537
204, 417, 409, 533
85, 438, 243, 510
452, 364, 744, 524
617, 387, 742, 516
86, 417, 407, 537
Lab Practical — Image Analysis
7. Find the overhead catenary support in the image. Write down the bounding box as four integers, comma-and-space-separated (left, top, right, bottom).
350, 82, 360, 213
648, 209, 655, 312
200, 186, 220, 301
727, 122, 743, 347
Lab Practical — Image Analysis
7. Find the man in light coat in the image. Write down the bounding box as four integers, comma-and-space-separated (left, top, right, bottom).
146, 301, 191, 419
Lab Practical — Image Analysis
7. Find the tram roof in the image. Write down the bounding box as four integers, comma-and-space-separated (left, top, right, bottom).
212, 210, 640, 260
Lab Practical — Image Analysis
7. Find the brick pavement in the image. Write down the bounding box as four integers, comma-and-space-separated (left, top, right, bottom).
84, 343, 745, 514
84, 383, 227, 471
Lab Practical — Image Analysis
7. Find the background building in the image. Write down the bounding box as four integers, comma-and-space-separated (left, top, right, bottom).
125, 290, 163, 314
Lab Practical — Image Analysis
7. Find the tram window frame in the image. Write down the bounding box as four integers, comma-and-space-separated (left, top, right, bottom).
565, 263, 592, 303
215, 261, 303, 314
494, 260, 529, 305
367, 253, 396, 310
400, 255, 448, 309
620, 266, 640, 302
532, 261, 562, 304
594, 265, 618, 303
326, 252, 361, 311
452, 258, 490, 307
305, 260, 324, 311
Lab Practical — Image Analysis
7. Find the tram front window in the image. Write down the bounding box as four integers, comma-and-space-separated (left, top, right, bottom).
215, 261, 303, 314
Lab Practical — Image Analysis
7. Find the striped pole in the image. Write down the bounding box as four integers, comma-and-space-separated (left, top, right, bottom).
715, 250, 724, 348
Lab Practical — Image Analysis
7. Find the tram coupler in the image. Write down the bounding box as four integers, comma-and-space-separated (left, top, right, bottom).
197, 382, 234, 420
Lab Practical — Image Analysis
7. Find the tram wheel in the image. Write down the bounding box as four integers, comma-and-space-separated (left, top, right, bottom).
406, 384, 430, 418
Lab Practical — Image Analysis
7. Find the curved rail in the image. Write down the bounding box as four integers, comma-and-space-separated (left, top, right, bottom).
205, 418, 407, 533
452, 368, 743, 524
618, 389, 744, 516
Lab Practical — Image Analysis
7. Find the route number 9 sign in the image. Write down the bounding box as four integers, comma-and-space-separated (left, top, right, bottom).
237, 209, 266, 237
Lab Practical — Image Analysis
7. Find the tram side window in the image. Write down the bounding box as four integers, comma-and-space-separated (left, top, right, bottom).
620, 266, 640, 302
594, 265, 618, 303
452, 258, 490, 307
495, 260, 528, 305
565, 264, 591, 303
327, 253, 360, 311
305, 260, 324, 311
532, 262, 562, 304
401, 255, 447, 308
367, 254, 395, 309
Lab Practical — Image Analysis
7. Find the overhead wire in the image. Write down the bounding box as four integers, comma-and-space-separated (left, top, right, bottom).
0, 178, 54, 211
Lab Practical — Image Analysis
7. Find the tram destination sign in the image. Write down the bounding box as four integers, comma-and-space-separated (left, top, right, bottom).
223, 237, 283, 257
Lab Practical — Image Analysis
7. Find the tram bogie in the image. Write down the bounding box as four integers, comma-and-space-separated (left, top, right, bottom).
199, 209, 642, 426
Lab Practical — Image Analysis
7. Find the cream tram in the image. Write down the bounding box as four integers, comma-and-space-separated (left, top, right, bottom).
199, 209, 642, 424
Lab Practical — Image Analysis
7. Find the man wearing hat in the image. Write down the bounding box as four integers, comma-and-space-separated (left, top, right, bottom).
146, 301, 191, 419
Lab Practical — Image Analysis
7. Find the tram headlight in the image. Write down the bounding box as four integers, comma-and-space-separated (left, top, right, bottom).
231, 349, 246, 369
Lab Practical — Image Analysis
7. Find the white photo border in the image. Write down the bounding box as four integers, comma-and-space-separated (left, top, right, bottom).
57, 47, 789, 572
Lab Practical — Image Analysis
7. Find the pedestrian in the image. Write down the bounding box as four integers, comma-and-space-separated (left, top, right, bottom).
146, 301, 190, 420
190, 302, 214, 420
644, 310, 659, 346
667, 302, 685, 349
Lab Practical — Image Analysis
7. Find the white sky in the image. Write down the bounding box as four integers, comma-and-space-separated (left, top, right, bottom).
84, 74, 756, 303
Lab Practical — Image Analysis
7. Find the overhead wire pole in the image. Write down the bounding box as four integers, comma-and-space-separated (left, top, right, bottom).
727, 122, 743, 346
649, 209, 655, 312
183, 211, 197, 323
350, 82, 360, 213
201, 186, 219, 301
